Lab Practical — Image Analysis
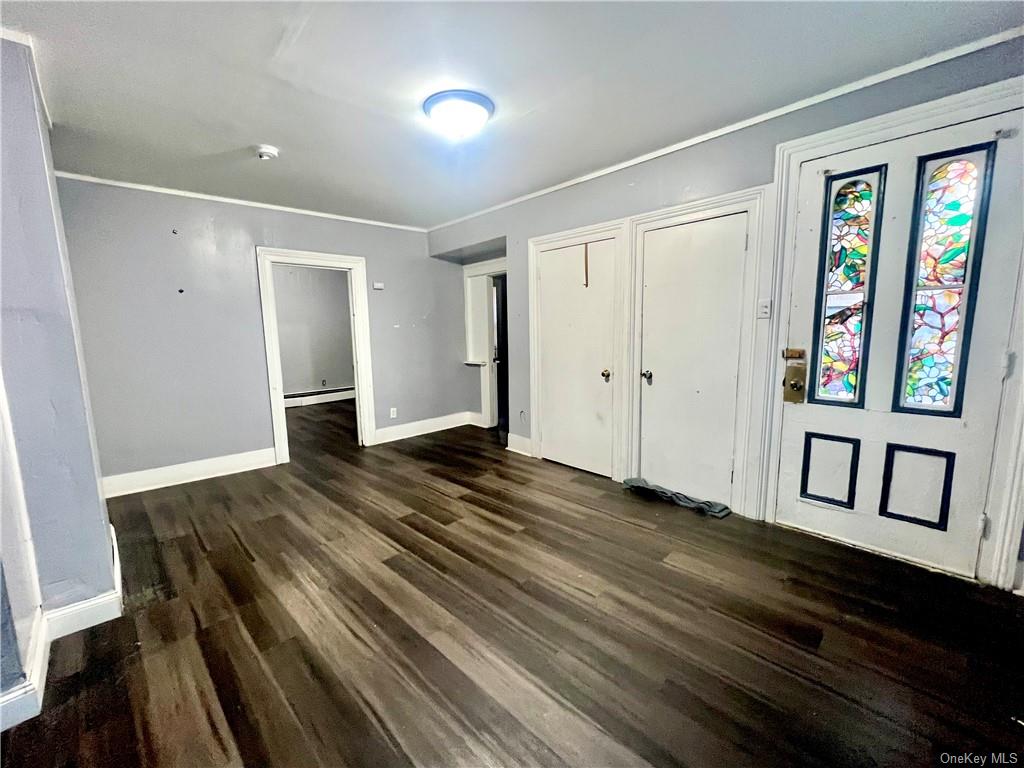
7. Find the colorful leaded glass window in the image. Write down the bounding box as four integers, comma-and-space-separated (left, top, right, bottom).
897, 146, 992, 413
813, 170, 883, 404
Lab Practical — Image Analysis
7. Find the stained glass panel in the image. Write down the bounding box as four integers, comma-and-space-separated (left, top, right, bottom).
818, 293, 864, 400
916, 160, 978, 287
904, 288, 961, 406
814, 173, 877, 404
827, 181, 874, 292
899, 147, 990, 412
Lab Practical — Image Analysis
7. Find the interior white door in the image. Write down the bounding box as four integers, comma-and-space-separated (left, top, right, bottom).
538, 239, 616, 475
639, 213, 748, 504
776, 112, 1023, 577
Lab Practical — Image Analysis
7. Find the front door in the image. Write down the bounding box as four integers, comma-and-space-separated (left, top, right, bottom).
639, 213, 748, 504
776, 112, 1022, 577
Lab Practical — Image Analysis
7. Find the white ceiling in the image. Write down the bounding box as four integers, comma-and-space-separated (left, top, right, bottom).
5, 2, 1022, 228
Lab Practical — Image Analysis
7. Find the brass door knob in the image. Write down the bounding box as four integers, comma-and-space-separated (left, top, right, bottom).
601, 369, 611, 381
640, 370, 653, 383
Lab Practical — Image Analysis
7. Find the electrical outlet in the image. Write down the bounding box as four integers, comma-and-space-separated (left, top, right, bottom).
756, 298, 773, 319
390, 407, 397, 419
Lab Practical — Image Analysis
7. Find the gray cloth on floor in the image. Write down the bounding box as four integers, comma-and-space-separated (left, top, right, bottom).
622, 477, 731, 518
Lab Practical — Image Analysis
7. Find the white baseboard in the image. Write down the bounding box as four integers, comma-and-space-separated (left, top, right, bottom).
468, 412, 492, 428
0, 609, 47, 731
45, 586, 123, 640
369, 411, 480, 445
48, 524, 122, 640
2, 525, 122, 730
102, 447, 277, 497
284, 389, 355, 408
506, 433, 534, 457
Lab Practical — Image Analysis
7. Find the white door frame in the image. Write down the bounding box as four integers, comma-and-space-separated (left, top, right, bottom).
628, 186, 768, 518
528, 219, 630, 479
256, 247, 376, 462
463, 257, 508, 428
762, 77, 1024, 588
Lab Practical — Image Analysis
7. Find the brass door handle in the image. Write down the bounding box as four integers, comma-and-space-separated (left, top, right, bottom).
601, 369, 611, 381
788, 379, 805, 392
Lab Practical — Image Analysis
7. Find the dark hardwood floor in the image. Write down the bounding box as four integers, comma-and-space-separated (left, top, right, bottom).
3, 401, 1023, 767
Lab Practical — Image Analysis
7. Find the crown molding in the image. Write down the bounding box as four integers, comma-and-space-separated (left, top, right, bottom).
54, 172, 429, 233
0, 26, 32, 47
1, 26, 53, 130
427, 25, 1024, 232
9, 22, 1021, 235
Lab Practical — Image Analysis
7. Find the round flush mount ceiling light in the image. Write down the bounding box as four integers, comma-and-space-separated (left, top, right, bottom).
255, 144, 279, 160
422, 90, 495, 141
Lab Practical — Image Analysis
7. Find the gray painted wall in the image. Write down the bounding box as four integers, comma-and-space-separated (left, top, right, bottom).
59, 179, 478, 476
272, 265, 354, 395
1, 39, 115, 609
428, 41, 1024, 440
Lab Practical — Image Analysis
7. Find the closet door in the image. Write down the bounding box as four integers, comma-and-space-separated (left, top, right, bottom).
639, 213, 748, 504
537, 239, 616, 476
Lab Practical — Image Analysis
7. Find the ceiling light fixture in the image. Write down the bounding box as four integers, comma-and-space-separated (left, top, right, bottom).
423, 90, 494, 141
255, 144, 279, 160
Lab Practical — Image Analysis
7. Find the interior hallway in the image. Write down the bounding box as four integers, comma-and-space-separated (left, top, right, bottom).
2, 401, 1022, 767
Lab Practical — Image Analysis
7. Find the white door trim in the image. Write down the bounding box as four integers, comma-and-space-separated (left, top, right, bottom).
763, 77, 1024, 587
989, 248, 1024, 591
528, 219, 630, 478
628, 186, 768, 518
463, 257, 508, 428
463, 257, 509, 279
256, 247, 377, 460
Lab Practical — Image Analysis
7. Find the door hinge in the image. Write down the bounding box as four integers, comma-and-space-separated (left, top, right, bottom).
978, 514, 991, 540
744, 232, 749, 251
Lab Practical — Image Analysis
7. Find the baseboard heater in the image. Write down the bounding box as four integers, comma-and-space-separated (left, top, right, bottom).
284, 386, 354, 399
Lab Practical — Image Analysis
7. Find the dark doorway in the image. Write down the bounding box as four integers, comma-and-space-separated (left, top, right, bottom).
492, 273, 509, 445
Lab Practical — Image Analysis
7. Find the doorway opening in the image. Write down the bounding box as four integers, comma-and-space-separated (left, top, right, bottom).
492, 273, 509, 444
462, 257, 508, 444
272, 263, 357, 413
257, 247, 377, 462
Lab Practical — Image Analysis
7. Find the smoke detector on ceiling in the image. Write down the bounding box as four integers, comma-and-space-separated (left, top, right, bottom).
255, 144, 279, 160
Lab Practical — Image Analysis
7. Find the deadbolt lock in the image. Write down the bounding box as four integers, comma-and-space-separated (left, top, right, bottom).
781, 348, 807, 404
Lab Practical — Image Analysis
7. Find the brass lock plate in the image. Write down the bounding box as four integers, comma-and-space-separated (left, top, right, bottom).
782, 349, 808, 403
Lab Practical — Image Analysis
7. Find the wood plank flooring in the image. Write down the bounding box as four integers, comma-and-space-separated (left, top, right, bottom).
3, 401, 1023, 767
